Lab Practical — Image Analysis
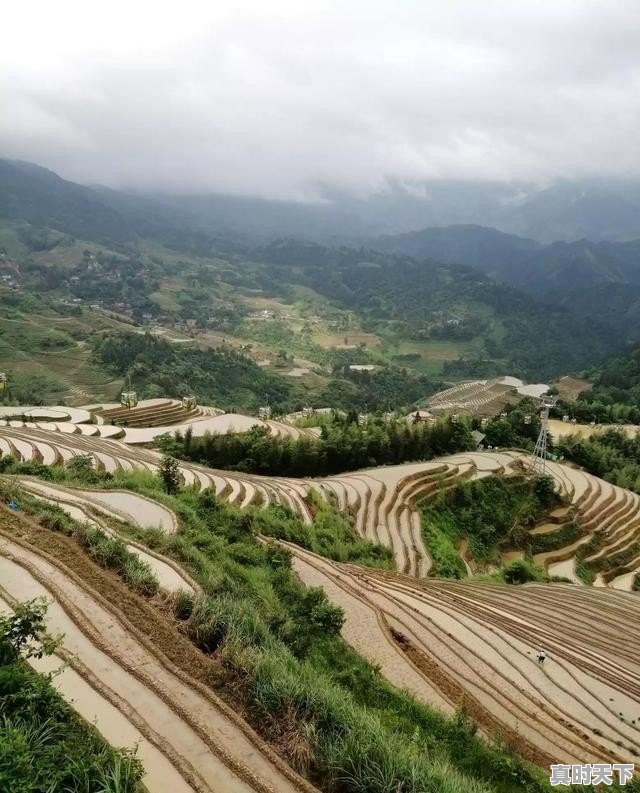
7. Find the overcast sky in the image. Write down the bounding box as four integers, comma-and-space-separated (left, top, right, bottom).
2, 1, 639, 198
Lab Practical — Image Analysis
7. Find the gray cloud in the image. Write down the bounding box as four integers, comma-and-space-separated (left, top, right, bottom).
2, 0, 640, 198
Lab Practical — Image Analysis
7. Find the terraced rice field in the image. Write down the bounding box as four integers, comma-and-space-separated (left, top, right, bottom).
3, 412, 640, 588
529, 458, 640, 589
4, 412, 640, 589
428, 376, 548, 418
0, 513, 317, 793
0, 400, 318, 445
5, 407, 640, 780
16, 478, 194, 594
91, 399, 224, 428
281, 541, 640, 767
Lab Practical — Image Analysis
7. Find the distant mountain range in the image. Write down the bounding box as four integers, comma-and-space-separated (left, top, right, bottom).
371, 223, 640, 329
3, 158, 640, 245
4, 158, 640, 386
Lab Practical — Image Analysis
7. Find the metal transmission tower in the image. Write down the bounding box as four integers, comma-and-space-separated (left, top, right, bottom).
529, 395, 557, 475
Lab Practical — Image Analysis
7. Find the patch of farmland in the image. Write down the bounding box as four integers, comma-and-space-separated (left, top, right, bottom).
0, 525, 313, 793
554, 375, 593, 402
283, 541, 640, 769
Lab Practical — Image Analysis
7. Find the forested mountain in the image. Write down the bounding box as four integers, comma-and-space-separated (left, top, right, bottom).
254, 240, 620, 379
0, 160, 135, 243
4, 158, 640, 245
510, 239, 640, 297
93, 333, 294, 411
372, 225, 541, 280
373, 225, 640, 341
574, 346, 640, 414
2, 158, 639, 399
373, 225, 640, 291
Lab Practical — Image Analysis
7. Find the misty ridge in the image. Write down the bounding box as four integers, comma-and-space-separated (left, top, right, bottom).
3, 0, 640, 397
4, 158, 640, 247
4, 156, 640, 346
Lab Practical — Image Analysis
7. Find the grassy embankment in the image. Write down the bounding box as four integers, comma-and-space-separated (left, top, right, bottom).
0, 599, 143, 793
0, 456, 559, 793
420, 474, 563, 582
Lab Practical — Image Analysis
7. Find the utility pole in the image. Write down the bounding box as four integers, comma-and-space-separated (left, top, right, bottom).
529, 395, 556, 475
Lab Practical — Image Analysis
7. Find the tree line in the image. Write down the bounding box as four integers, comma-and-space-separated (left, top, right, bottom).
558, 429, 640, 494
158, 414, 474, 477
554, 346, 640, 425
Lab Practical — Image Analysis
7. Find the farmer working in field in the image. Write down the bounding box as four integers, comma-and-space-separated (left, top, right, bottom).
537, 648, 546, 665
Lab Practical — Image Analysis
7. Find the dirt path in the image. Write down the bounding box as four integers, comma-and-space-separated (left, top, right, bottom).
284, 539, 452, 714
0, 534, 315, 793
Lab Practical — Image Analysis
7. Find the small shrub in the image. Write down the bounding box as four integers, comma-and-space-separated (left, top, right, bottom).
501, 559, 546, 584
159, 455, 181, 495
0, 601, 142, 792
174, 591, 195, 620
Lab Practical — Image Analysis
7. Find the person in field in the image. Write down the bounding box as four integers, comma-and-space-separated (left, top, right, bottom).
537, 648, 546, 664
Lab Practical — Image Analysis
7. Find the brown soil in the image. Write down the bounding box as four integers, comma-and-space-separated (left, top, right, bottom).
0, 506, 317, 793
554, 376, 593, 402
387, 623, 556, 768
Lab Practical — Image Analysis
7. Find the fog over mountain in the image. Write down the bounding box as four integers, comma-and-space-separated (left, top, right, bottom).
4, 158, 640, 244
2, 0, 640, 215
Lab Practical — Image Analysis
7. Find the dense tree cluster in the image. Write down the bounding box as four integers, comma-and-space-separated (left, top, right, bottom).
318, 366, 441, 412
258, 240, 619, 380
160, 414, 474, 477
93, 331, 443, 414
477, 397, 543, 450
421, 474, 558, 578
558, 429, 640, 494
93, 332, 293, 412
556, 347, 640, 425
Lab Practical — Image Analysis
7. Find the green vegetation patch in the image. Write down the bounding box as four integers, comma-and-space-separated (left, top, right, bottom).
0, 599, 143, 793
421, 474, 559, 577
555, 347, 640, 425
3, 458, 553, 793
94, 331, 295, 412
558, 429, 640, 493
160, 413, 474, 477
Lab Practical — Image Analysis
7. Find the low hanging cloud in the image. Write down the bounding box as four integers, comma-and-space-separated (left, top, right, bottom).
2, 0, 639, 198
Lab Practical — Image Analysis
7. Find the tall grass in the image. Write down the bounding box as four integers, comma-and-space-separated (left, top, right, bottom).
243, 646, 492, 793
4, 469, 555, 792
0, 481, 159, 596
0, 602, 143, 793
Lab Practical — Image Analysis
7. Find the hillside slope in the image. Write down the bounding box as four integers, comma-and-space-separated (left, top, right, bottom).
256, 239, 620, 379
1, 159, 637, 390
0, 160, 135, 243
372, 226, 640, 345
